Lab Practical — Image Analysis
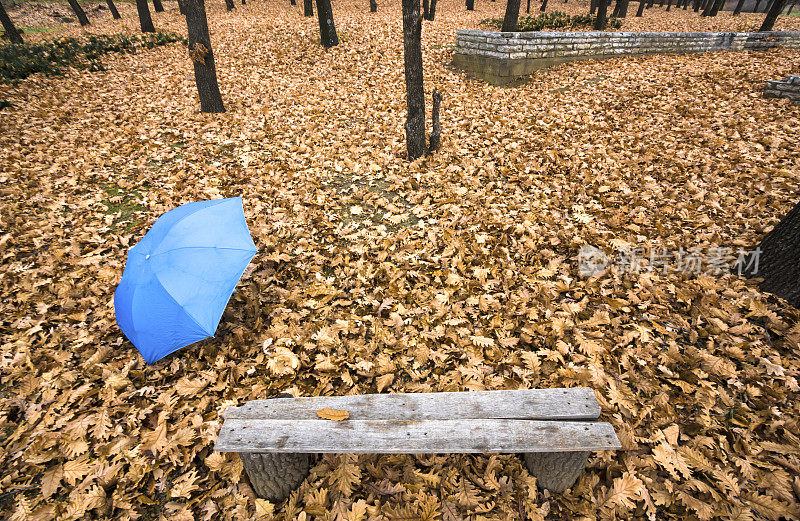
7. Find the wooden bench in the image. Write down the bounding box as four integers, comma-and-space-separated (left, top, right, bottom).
214, 388, 621, 502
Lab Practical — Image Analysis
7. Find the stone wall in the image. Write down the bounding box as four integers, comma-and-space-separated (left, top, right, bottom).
453, 30, 800, 85
764, 75, 800, 104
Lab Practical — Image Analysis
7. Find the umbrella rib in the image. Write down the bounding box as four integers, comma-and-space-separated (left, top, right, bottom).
148, 246, 257, 258
150, 270, 217, 338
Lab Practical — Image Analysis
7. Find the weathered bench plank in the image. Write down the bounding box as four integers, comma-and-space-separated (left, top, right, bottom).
223, 388, 600, 421
214, 418, 620, 454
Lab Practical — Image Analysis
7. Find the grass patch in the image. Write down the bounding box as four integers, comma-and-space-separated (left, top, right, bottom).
100, 183, 146, 232
480, 11, 623, 31
0, 31, 187, 83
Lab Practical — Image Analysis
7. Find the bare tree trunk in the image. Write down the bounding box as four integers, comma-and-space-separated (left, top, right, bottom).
178, 0, 186, 15
709, 0, 724, 15
594, 0, 608, 27
612, 0, 629, 16
540, 0, 548, 10
185, 0, 225, 113
732, 0, 745, 13
753, 0, 763, 11
466, 0, 474, 10
370, 0, 377, 10
402, 0, 425, 160
105, 0, 121, 18
735, 200, 800, 307
636, 0, 646, 14
591, 0, 598, 13
425, 0, 438, 19
422, 0, 429, 18
67, 0, 91, 25
502, 0, 521, 31
788, 0, 796, 14
315, 0, 338, 47
427, 89, 441, 155
304, 0, 313, 16
135, 0, 155, 32
0, 0, 23, 43
760, 0, 785, 29
665, 0, 672, 10
224, 0, 234, 10
527, 0, 531, 12
152, 0, 164, 11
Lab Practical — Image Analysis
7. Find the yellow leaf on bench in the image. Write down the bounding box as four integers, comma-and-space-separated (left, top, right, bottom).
316, 408, 350, 421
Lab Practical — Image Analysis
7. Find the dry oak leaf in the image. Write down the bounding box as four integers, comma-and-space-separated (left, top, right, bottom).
317, 408, 350, 421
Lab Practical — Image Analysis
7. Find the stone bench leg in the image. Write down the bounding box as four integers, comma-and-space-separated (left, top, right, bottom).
523, 451, 590, 493
240, 453, 310, 502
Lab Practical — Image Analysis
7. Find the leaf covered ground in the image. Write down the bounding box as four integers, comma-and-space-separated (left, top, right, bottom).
1, 1, 800, 520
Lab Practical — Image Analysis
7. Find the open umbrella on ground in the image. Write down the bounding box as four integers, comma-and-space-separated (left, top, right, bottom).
114, 197, 257, 364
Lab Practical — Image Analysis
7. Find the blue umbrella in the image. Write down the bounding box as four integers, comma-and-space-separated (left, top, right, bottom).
114, 197, 257, 364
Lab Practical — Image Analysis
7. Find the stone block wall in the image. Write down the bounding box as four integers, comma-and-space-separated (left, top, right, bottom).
452, 30, 800, 85
764, 75, 800, 104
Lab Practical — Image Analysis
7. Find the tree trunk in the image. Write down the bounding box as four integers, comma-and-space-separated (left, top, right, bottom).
466, 0, 474, 10
753, 0, 763, 11
427, 89, 442, 155
425, 0, 438, 19
665, 0, 672, 10
224, 0, 234, 10
636, 0, 646, 14
184, 0, 225, 113
540, 0, 548, 9
612, 0, 629, 16
105, 0, 121, 19
735, 201, 800, 308
0, 0, 23, 43
67, 0, 91, 25
732, 0, 745, 14
524, 452, 590, 493
709, 0, 724, 16
594, 0, 608, 27
590, 0, 598, 14
370, 0, 377, 11
315, 0, 338, 47
152, 0, 164, 11
422, 0, 429, 18
401, 0, 425, 160
759, 0, 785, 30
502, 0, 521, 31
178, 0, 186, 15
788, 0, 796, 14
304, 0, 313, 16
135, 0, 155, 32
527, 0, 531, 12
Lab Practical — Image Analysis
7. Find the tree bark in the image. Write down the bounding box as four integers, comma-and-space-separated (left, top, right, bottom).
152, 0, 164, 11
422, 0, 429, 18
185, 0, 225, 113
502, 0, 521, 31
0, 0, 23, 43
135, 0, 155, 32
105, 0, 121, 19
735, 200, 800, 308
540, 0, 548, 9
304, 0, 313, 16
67, 0, 91, 25
524, 452, 590, 493
466, 0, 474, 10
709, 0, 724, 16
594, 0, 608, 28
759, 0, 785, 30
753, 0, 763, 11
402, 0, 425, 160
315, 0, 338, 47
224, 0, 234, 10
370, 0, 377, 11
788, 0, 796, 14
636, 0, 646, 14
241, 453, 310, 501
590, 0, 598, 14
665, 0, 672, 11
425, 0, 438, 19
527, 0, 531, 12
427, 89, 441, 155
732, 0, 745, 14
612, 0, 629, 16
178, 0, 186, 15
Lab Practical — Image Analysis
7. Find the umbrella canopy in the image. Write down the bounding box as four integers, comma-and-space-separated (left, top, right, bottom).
114, 197, 257, 364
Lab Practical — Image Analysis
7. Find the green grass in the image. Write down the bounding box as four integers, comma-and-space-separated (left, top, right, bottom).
100, 183, 147, 232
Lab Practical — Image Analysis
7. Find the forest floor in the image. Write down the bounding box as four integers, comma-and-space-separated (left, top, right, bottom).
1, 1, 800, 520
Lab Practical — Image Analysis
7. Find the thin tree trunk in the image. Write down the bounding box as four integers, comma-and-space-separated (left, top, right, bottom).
315, 0, 338, 47
594, 0, 608, 27
152, 0, 164, 11
665, 0, 672, 10
185, 0, 225, 113
0, 0, 23, 43
178, 0, 186, 15
423, 0, 429, 18
760, 0, 785, 29
135, 0, 155, 32
426, 0, 438, 19
591, 0, 598, 14
466, 0, 474, 10
370, 0, 377, 10
105, 0, 121, 19
540, 0, 548, 10
701, 0, 713, 15
502, 0, 521, 31
304, 0, 313, 16
619, 0, 630, 15
636, 0, 646, 14
427, 89, 442, 156
402, 0, 425, 160
224, 0, 234, 10
527, 0, 531, 12
732, 0, 744, 13
67, 0, 91, 25
788, 0, 796, 14
709, 0, 724, 16
753, 0, 763, 11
